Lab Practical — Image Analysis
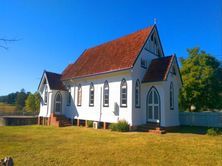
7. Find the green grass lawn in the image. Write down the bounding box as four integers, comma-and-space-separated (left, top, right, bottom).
0, 126, 221, 166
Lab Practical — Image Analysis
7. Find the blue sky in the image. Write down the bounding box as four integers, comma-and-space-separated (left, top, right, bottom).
0, 0, 221, 95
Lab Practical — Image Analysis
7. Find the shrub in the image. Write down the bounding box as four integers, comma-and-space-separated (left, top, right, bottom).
109, 120, 129, 132
87, 120, 93, 128
207, 128, 220, 136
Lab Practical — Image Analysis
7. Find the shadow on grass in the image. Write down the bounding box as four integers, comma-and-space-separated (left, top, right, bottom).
166, 125, 222, 135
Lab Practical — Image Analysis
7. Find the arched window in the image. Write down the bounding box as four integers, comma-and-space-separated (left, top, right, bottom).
67, 86, 71, 106
89, 82, 94, 106
44, 85, 48, 104
55, 92, 62, 113
103, 80, 109, 107
135, 79, 141, 108
77, 84, 82, 106
120, 79, 127, 107
170, 82, 174, 110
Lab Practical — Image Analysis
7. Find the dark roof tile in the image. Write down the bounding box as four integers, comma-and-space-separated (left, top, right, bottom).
61, 26, 154, 80
45, 71, 67, 91
142, 55, 174, 83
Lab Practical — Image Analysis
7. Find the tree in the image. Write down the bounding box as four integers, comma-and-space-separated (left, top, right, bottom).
16, 89, 28, 111
25, 92, 40, 113
34, 92, 41, 113
179, 48, 222, 111
25, 94, 36, 112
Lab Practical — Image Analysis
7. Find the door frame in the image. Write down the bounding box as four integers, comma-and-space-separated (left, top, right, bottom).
54, 92, 62, 115
146, 86, 161, 124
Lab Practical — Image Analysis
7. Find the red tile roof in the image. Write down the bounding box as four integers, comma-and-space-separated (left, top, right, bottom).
45, 71, 67, 91
142, 55, 174, 83
61, 26, 154, 80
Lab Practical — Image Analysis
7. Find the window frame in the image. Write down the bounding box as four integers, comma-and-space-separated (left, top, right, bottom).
55, 92, 62, 113
67, 86, 71, 106
120, 79, 127, 107
141, 58, 147, 69
77, 84, 82, 106
89, 82, 94, 107
170, 82, 174, 110
103, 80, 109, 107
135, 79, 141, 108
44, 84, 48, 105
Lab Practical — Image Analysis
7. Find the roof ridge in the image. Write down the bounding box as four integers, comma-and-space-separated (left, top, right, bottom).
86, 25, 154, 51
45, 70, 62, 76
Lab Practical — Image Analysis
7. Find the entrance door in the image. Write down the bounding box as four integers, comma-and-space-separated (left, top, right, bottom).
147, 87, 160, 123
55, 92, 62, 114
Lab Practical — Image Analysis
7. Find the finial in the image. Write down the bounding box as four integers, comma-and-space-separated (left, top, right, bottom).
154, 18, 157, 25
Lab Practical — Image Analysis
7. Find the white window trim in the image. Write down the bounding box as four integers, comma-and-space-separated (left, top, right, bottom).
89, 83, 94, 106
120, 79, 127, 107
77, 84, 82, 106
103, 81, 109, 107
44, 84, 48, 105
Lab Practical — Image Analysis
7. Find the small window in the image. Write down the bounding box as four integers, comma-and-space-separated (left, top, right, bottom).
120, 79, 127, 107
67, 86, 71, 106
103, 81, 109, 107
141, 58, 147, 69
44, 85, 48, 104
135, 79, 141, 108
77, 84, 82, 106
89, 82, 94, 106
170, 82, 174, 110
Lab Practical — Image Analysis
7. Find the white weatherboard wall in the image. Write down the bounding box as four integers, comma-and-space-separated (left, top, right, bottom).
38, 26, 182, 127
39, 84, 50, 117
140, 82, 166, 126
160, 59, 181, 127
131, 27, 164, 126
39, 85, 68, 118
64, 70, 133, 125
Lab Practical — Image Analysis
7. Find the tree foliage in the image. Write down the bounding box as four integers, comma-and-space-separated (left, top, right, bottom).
16, 89, 29, 111
25, 92, 40, 113
25, 94, 35, 112
34, 92, 41, 112
179, 48, 222, 111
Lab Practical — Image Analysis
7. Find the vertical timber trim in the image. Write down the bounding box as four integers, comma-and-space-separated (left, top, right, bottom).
77, 119, 80, 126
48, 117, 51, 126
103, 122, 106, 129
38, 117, 40, 125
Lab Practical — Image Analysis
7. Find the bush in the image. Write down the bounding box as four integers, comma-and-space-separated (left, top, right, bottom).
109, 120, 129, 132
207, 128, 221, 136
87, 120, 93, 128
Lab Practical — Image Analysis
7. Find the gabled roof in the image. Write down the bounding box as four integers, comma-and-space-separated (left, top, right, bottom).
61, 26, 154, 80
142, 55, 174, 83
44, 71, 67, 91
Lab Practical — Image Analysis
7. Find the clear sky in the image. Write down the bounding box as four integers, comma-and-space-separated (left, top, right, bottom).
0, 0, 221, 95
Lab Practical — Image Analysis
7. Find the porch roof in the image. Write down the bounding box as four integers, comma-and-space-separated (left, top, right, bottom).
142, 55, 174, 83
45, 71, 67, 91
